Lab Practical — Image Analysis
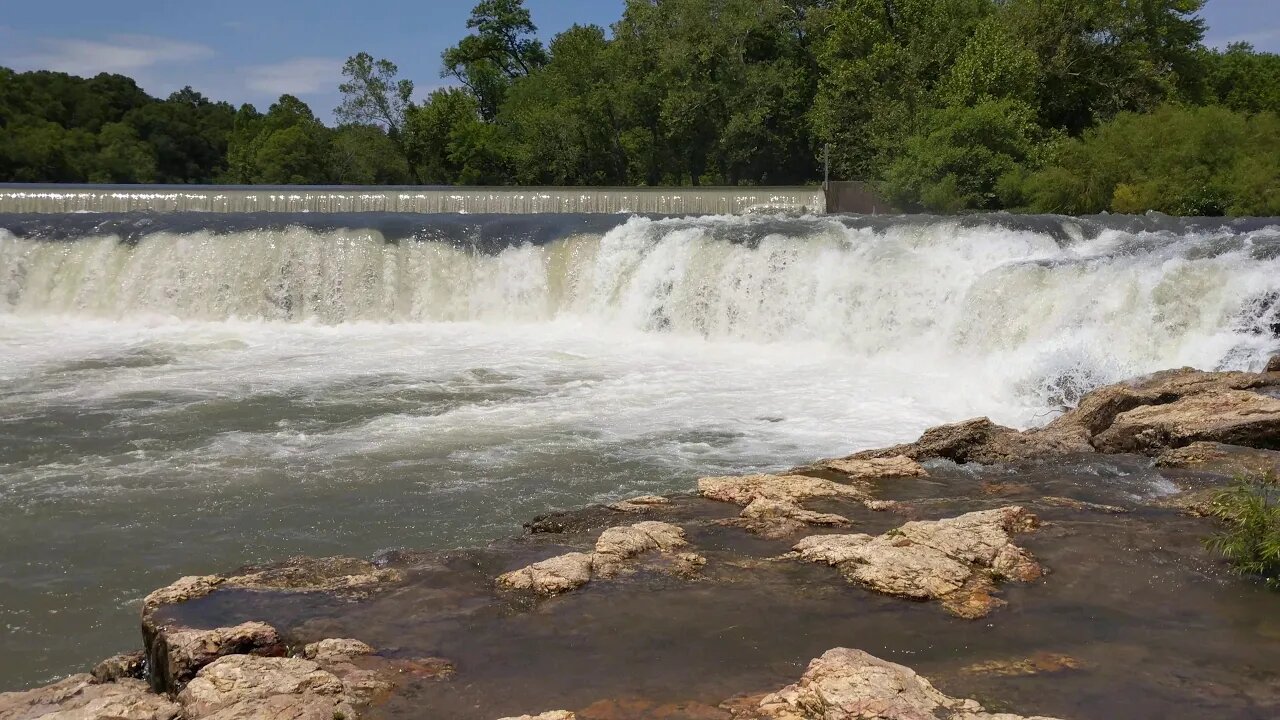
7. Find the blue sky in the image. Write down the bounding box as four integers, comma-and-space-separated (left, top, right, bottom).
1, 0, 1276, 123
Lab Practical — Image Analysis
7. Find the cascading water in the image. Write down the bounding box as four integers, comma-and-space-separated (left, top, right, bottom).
1, 209, 1279, 689
3, 212, 1279, 410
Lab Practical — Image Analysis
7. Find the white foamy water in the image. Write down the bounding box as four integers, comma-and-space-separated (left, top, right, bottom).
1, 212, 1279, 688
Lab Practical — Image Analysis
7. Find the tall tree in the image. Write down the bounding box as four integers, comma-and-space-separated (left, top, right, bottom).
442, 0, 548, 120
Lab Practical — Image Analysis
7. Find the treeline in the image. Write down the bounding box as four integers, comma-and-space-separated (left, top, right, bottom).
2, 0, 1279, 215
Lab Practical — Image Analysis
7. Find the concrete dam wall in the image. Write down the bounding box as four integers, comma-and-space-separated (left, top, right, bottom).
0, 185, 828, 215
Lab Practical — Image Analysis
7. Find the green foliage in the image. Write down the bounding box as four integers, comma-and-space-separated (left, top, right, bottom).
2, 0, 1279, 211
883, 100, 1048, 212
1019, 105, 1280, 216
442, 0, 548, 121
1205, 473, 1280, 589
1203, 43, 1280, 114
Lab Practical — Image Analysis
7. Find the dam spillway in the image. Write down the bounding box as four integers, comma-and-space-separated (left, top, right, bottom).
0, 185, 828, 215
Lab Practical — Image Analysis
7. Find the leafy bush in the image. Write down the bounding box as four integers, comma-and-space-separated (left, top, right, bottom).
1205, 472, 1280, 589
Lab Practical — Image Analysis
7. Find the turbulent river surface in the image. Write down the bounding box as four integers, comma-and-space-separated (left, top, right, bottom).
1, 210, 1279, 689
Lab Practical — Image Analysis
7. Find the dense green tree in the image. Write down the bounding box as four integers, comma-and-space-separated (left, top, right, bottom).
1002, 0, 1207, 134
403, 88, 492, 184
224, 95, 330, 184
3, 0, 1280, 215
499, 24, 629, 185
1203, 43, 1280, 114
442, 0, 548, 120
883, 100, 1048, 212
328, 124, 413, 184
1020, 105, 1279, 216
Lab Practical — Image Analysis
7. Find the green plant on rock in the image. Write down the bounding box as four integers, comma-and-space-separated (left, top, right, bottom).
1205, 472, 1280, 589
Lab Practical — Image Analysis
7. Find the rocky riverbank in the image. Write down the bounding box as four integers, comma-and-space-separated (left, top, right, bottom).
5, 364, 1280, 719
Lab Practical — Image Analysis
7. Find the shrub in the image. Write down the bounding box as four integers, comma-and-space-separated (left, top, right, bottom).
1205, 472, 1280, 589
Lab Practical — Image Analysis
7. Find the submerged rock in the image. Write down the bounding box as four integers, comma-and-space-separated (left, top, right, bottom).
0, 675, 181, 720
744, 648, 1062, 720
791, 507, 1042, 618
608, 495, 673, 513
962, 653, 1085, 678
497, 522, 698, 595
1156, 441, 1280, 476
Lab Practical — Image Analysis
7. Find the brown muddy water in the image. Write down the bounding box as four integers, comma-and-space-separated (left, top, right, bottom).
155, 456, 1280, 720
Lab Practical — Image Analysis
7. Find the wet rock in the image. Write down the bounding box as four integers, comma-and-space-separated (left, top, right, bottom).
1268, 355, 1280, 373
1150, 487, 1221, 517
146, 621, 285, 695
608, 495, 673, 513
819, 455, 928, 479
718, 498, 850, 539
221, 556, 404, 597
746, 648, 1062, 720
851, 418, 1051, 466
497, 713, 576, 720
497, 552, 595, 595
740, 498, 849, 527
852, 368, 1280, 465
1093, 390, 1280, 454
791, 507, 1041, 618
91, 651, 146, 683
962, 653, 1085, 677
177, 655, 354, 720
698, 474, 867, 506
142, 575, 224, 617
498, 523, 693, 594
302, 639, 376, 663
0, 675, 180, 720
1155, 441, 1280, 476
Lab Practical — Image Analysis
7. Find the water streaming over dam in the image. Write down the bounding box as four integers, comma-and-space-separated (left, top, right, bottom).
2, 207, 1280, 689
0, 185, 827, 215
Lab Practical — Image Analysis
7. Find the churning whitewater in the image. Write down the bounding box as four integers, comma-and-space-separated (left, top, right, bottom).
1, 210, 1279, 688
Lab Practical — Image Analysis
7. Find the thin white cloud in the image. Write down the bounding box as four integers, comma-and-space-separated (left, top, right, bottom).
242, 57, 343, 96
6, 34, 213, 76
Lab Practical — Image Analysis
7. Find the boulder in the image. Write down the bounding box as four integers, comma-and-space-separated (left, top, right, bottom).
497, 713, 576, 720
698, 474, 867, 506
146, 621, 285, 695
0, 675, 180, 720
819, 455, 928, 479
1092, 390, 1280, 454
176, 655, 353, 720
850, 368, 1280, 465
1268, 355, 1280, 373
496, 552, 595, 595
791, 507, 1042, 618
718, 498, 850, 539
747, 648, 1062, 720
91, 651, 146, 683
302, 639, 376, 664
498, 522, 694, 595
